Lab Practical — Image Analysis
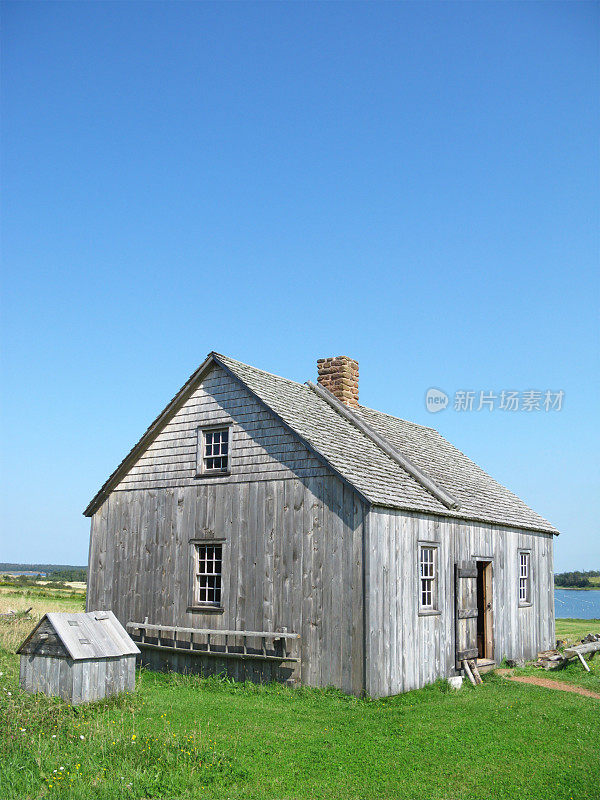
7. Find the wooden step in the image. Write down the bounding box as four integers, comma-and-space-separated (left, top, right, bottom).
475, 658, 496, 674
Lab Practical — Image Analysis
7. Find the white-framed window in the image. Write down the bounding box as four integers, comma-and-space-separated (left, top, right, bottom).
195, 543, 223, 606
519, 551, 531, 604
197, 426, 230, 474
419, 545, 437, 611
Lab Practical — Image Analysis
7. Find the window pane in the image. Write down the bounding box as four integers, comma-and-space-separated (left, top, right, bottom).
519, 553, 530, 602
419, 547, 436, 608
202, 429, 230, 471
197, 544, 222, 605
420, 547, 434, 578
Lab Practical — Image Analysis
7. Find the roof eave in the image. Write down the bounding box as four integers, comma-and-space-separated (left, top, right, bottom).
83, 352, 220, 517
368, 501, 559, 535
84, 352, 372, 518
16, 613, 50, 656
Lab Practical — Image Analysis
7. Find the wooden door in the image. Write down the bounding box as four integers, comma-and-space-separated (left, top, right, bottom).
455, 561, 478, 668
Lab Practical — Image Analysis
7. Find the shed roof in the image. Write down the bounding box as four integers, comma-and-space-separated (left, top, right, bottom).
84, 352, 558, 534
17, 611, 140, 660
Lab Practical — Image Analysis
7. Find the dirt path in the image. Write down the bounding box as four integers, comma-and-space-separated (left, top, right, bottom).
496, 669, 600, 699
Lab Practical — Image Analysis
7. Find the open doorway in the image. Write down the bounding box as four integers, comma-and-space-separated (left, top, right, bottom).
476, 560, 493, 660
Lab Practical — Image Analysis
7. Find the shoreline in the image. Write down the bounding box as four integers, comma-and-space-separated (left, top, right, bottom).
555, 586, 600, 592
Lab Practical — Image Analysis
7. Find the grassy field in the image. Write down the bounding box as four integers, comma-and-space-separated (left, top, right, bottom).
555, 617, 600, 643
1, 589, 599, 800
0, 583, 87, 653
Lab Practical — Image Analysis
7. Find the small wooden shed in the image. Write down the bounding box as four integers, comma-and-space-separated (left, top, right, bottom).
17, 611, 140, 705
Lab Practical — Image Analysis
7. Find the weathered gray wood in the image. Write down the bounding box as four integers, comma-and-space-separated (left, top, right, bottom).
18, 613, 137, 704
564, 642, 600, 658
90, 473, 365, 693
469, 659, 483, 685
106, 364, 329, 496
19, 653, 135, 705
455, 562, 478, 668
463, 659, 476, 686
365, 509, 555, 697
576, 652, 591, 672
127, 622, 300, 639
137, 641, 299, 663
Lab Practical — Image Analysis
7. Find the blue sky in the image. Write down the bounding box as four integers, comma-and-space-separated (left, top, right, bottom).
1, 1, 598, 571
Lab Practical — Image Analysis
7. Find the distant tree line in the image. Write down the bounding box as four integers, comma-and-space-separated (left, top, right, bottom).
50, 568, 87, 582
0, 563, 87, 582
555, 570, 600, 588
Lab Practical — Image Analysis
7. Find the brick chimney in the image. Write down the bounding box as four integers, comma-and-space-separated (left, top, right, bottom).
317, 356, 359, 408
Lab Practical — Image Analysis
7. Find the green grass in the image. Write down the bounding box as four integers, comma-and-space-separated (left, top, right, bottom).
555, 617, 600, 644
1, 589, 599, 799
0, 587, 86, 653
1, 651, 599, 799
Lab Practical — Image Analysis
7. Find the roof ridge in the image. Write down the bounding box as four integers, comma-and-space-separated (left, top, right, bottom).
83, 350, 558, 534
213, 352, 308, 390
216, 355, 441, 431
306, 381, 461, 511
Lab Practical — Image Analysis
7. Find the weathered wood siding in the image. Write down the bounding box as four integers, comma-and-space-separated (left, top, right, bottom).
19, 654, 135, 705
114, 363, 329, 491
20, 654, 74, 702
366, 508, 555, 697
87, 360, 554, 698
71, 656, 136, 704
88, 478, 366, 695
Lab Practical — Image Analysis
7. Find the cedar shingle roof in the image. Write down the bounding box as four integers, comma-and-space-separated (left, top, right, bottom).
216, 354, 558, 534
85, 352, 558, 534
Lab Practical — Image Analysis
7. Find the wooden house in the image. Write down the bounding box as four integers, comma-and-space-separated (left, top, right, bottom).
17, 611, 139, 704
85, 353, 557, 697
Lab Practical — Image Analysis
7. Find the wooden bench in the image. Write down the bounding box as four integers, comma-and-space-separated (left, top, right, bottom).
562, 641, 600, 673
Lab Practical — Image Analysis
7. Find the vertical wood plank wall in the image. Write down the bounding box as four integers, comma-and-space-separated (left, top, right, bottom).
366, 508, 555, 697
19, 655, 135, 704
88, 478, 366, 696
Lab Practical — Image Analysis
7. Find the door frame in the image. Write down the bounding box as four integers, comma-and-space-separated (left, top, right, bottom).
476, 559, 494, 660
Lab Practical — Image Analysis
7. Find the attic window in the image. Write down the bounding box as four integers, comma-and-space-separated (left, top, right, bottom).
197, 426, 230, 475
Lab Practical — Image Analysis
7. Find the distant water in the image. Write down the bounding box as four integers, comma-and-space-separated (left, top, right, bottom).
2, 571, 47, 577
555, 588, 600, 620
